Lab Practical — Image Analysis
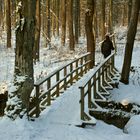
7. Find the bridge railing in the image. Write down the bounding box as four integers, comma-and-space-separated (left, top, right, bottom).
79, 52, 118, 121
28, 52, 92, 117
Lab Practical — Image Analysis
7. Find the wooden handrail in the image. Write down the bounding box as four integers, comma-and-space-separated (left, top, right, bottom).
29, 52, 91, 117
79, 52, 118, 121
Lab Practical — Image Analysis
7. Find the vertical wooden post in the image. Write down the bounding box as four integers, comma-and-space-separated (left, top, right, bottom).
64, 67, 67, 90
88, 80, 92, 108
94, 74, 97, 99
80, 87, 85, 120
84, 56, 87, 73
80, 58, 83, 76
47, 78, 51, 105
102, 65, 105, 86
76, 60, 78, 81
98, 68, 101, 91
35, 85, 40, 117
56, 72, 60, 97
70, 63, 73, 85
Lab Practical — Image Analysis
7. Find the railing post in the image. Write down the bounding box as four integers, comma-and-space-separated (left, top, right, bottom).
56, 72, 60, 97
94, 74, 97, 99
64, 67, 67, 90
98, 68, 101, 91
88, 80, 92, 108
102, 64, 105, 86
47, 78, 51, 105
80, 87, 85, 120
80, 58, 83, 76
70, 63, 73, 85
35, 85, 40, 117
76, 60, 78, 81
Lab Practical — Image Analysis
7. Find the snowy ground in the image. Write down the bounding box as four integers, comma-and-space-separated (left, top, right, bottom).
0, 27, 140, 140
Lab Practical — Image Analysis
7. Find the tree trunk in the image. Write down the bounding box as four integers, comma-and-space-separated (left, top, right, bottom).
85, 0, 95, 68
120, 0, 140, 84
68, 0, 75, 50
128, 0, 132, 24
5, 0, 11, 48
14, 0, 36, 108
109, 0, 113, 34
56, 0, 60, 36
0, 0, 3, 27
101, 0, 105, 40
34, 0, 41, 62
74, 0, 80, 44
61, 0, 66, 46
46, 0, 51, 48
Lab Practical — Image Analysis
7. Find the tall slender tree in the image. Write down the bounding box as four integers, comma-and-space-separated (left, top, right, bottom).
128, 0, 132, 24
34, 0, 41, 62
85, 0, 95, 68
5, 0, 11, 48
101, 0, 105, 40
120, 0, 140, 84
68, 0, 75, 50
46, 0, 51, 48
74, 0, 80, 44
56, 0, 60, 36
61, 0, 66, 46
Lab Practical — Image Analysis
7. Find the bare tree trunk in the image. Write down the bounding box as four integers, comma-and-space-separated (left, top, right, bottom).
128, 0, 132, 24
109, 0, 113, 34
5, 0, 11, 48
46, 0, 51, 48
101, 0, 105, 40
74, 0, 80, 44
0, 0, 3, 27
85, 0, 95, 68
34, 0, 41, 62
68, 0, 75, 50
61, 0, 66, 46
120, 0, 140, 84
56, 0, 60, 36
14, 0, 36, 108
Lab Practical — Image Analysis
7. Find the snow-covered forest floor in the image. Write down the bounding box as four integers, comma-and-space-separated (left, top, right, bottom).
0, 26, 140, 140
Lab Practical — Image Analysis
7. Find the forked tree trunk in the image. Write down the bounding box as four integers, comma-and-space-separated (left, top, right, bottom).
120, 0, 140, 84
85, 0, 95, 68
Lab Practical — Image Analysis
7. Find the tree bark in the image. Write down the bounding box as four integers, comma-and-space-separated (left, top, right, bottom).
61, 0, 66, 46
34, 0, 41, 62
14, 0, 36, 108
46, 0, 51, 48
68, 0, 75, 50
101, 0, 105, 40
5, 0, 11, 48
85, 0, 95, 68
56, 0, 60, 36
128, 0, 132, 24
120, 0, 140, 84
74, 0, 80, 44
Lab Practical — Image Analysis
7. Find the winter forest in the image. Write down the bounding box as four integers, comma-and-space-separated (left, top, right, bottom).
0, 0, 140, 140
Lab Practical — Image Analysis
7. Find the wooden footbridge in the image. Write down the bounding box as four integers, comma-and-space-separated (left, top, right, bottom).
28, 49, 120, 125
